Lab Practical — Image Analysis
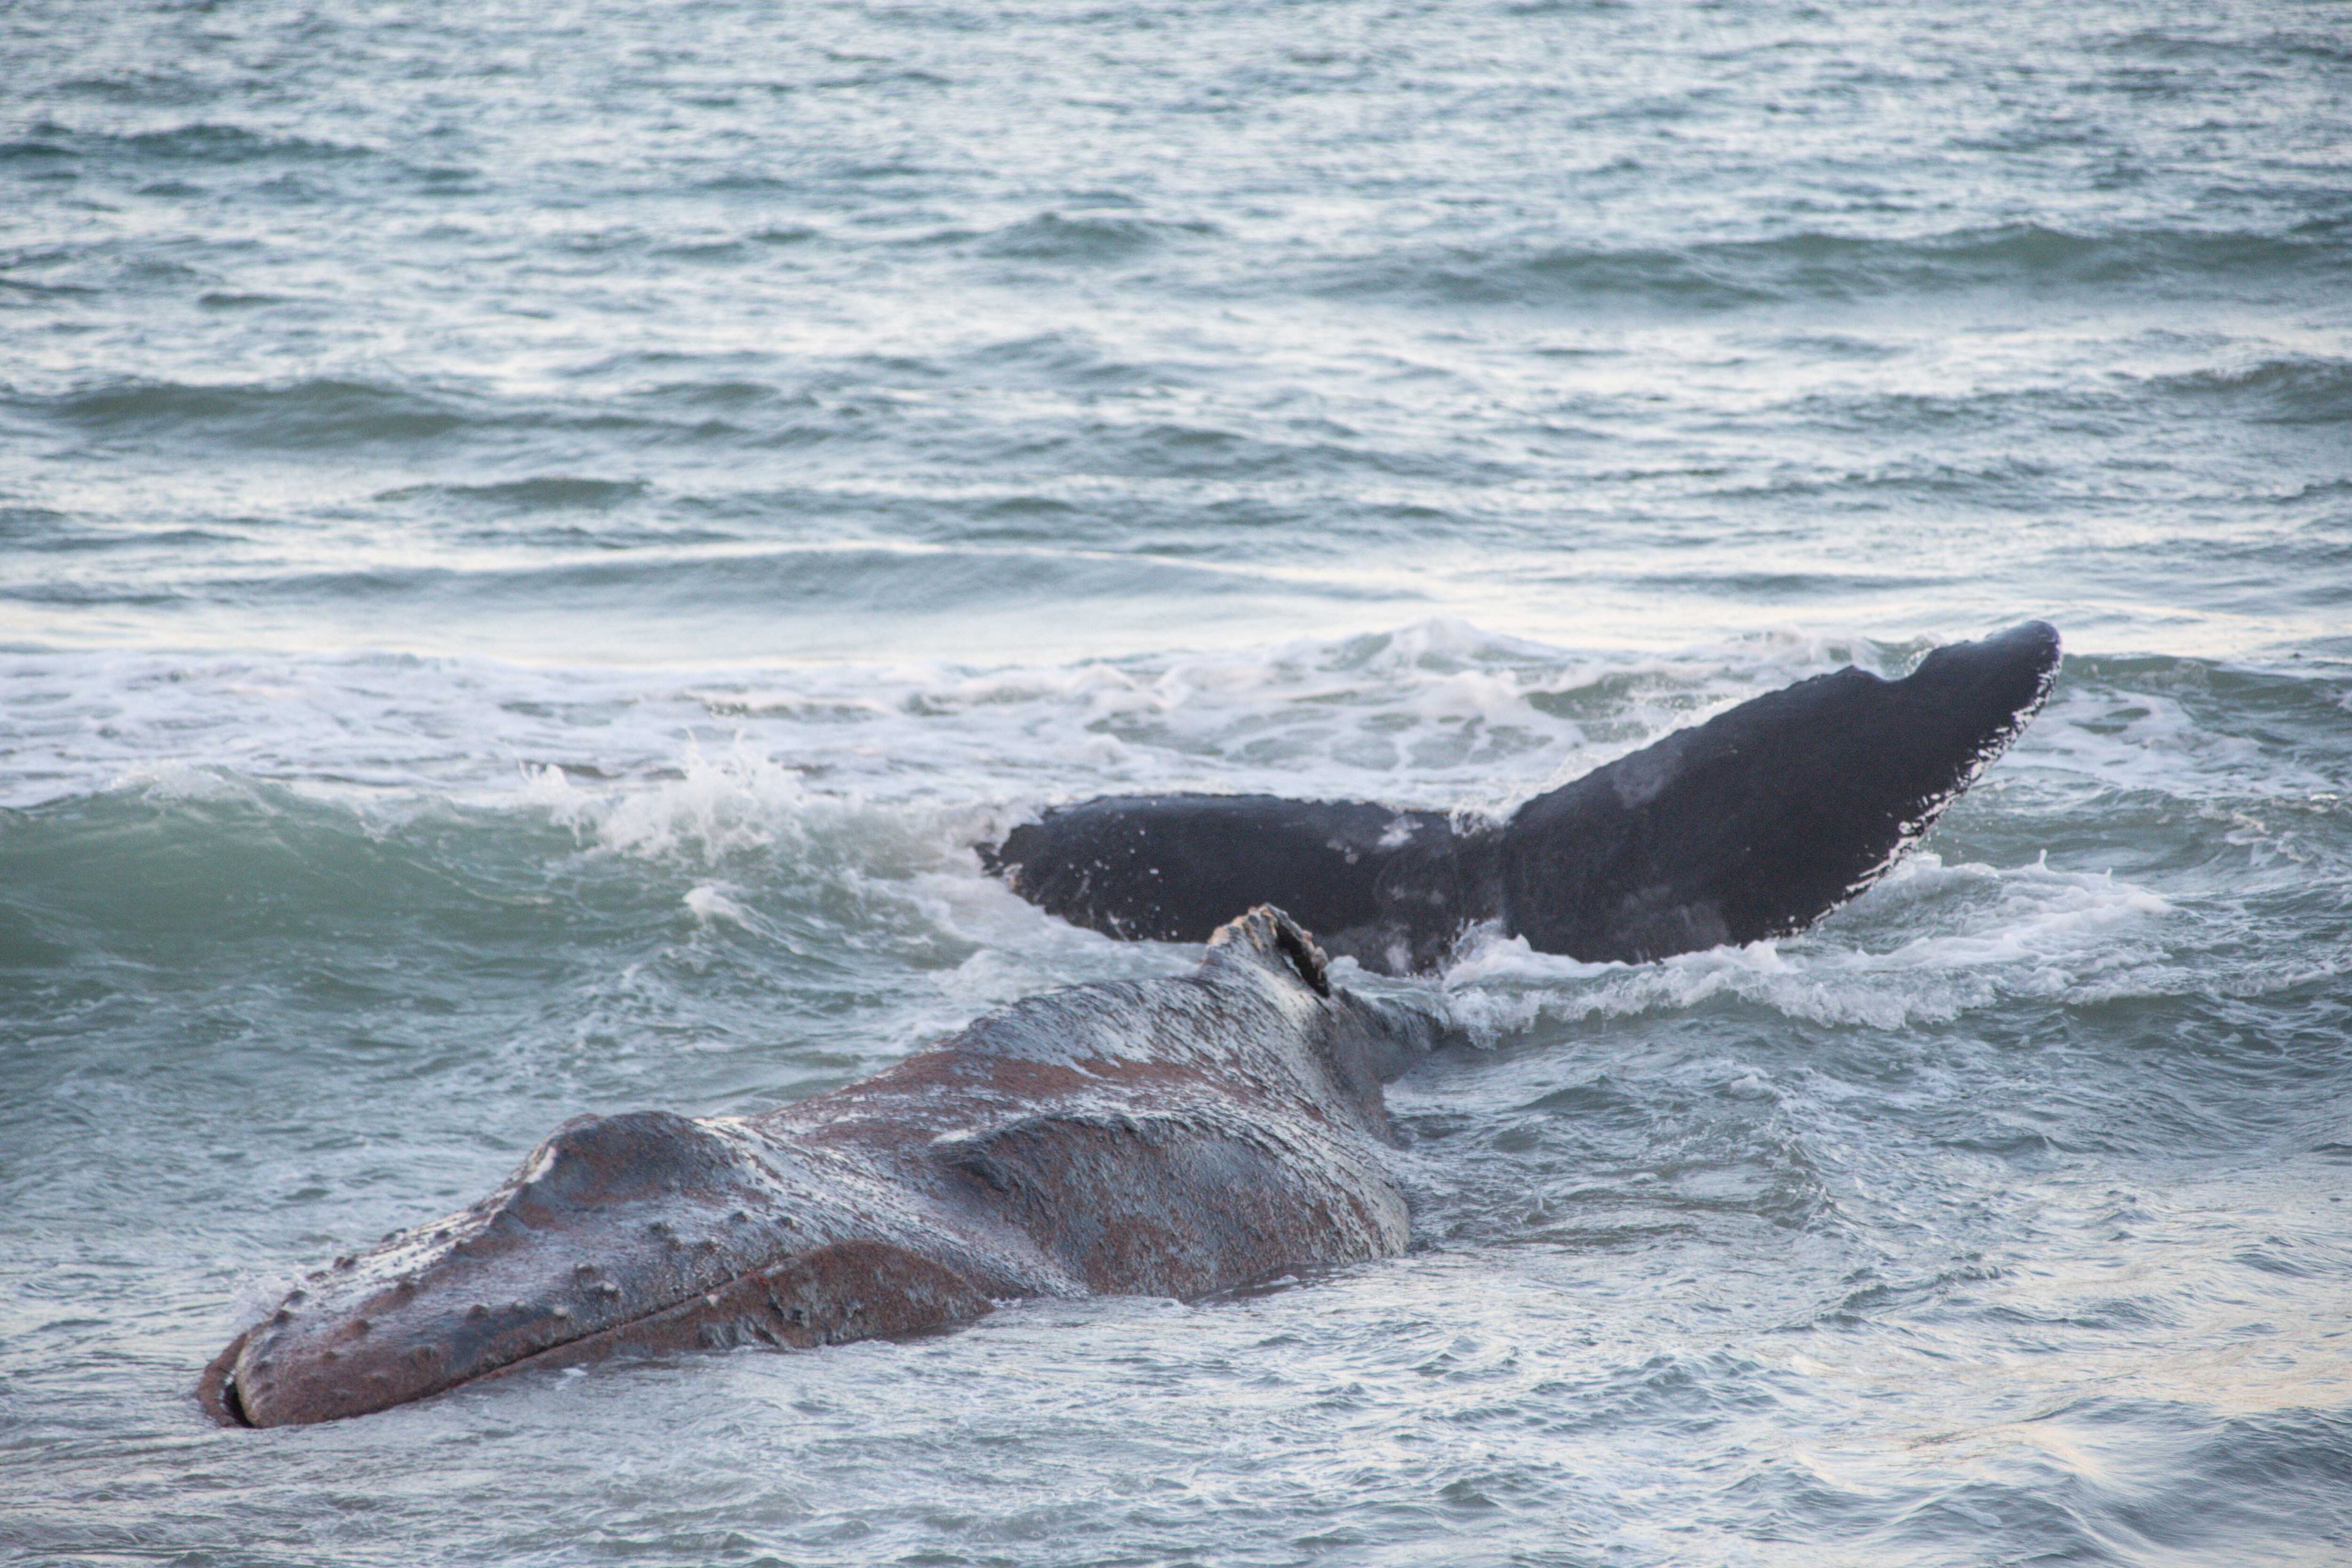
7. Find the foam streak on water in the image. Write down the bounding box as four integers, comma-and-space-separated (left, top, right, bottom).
2, 1, 2348, 1564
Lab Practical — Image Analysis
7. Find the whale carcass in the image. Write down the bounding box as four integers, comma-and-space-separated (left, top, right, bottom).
200, 908, 1446, 1427
201, 621, 2064, 1426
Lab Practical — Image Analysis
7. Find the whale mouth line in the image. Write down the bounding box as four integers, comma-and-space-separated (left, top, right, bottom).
459, 1272, 779, 1390
238, 1253, 825, 1429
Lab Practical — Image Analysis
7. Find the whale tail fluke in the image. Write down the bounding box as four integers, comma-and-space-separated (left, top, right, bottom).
1499, 619, 2062, 962
984, 621, 2061, 973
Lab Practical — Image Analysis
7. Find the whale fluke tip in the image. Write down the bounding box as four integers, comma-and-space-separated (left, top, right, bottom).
1499, 619, 2064, 963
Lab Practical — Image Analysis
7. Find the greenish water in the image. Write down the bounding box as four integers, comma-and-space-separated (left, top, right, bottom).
3, 0, 2348, 1563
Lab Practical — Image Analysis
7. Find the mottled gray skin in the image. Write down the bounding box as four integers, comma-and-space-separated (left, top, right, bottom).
200, 908, 1449, 1428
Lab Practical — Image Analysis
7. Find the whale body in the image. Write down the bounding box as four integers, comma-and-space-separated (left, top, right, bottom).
985, 621, 2062, 973
200, 908, 1446, 1427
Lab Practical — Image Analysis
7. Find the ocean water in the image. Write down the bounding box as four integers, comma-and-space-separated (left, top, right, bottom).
2, 0, 2348, 1562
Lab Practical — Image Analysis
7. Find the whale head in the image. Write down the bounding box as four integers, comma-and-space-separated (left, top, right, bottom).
199, 1109, 993, 1427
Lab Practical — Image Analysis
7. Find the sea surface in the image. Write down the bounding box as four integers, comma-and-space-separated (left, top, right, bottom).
3, 0, 2348, 1563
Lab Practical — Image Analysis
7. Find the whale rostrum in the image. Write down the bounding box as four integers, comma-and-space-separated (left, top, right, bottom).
201, 908, 1448, 1427
985, 620, 2062, 973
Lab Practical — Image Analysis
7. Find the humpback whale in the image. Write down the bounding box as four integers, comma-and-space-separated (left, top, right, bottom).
985, 620, 2062, 973
200, 908, 1449, 1428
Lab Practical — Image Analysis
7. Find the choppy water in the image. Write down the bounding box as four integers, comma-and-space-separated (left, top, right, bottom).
3, 0, 2348, 1563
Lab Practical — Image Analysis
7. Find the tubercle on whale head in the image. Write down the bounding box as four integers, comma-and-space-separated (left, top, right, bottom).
202, 1109, 981, 1428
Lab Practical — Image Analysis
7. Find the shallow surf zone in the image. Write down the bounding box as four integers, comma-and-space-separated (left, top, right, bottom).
3, 624, 2348, 1566
6, 0, 2351, 1556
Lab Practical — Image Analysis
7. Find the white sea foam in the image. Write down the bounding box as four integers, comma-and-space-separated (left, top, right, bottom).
1440, 853, 2177, 1037
2025, 677, 2345, 803
526, 741, 817, 862
0, 619, 1928, 818
107, 759, 281, 808
13, 628, 2337, 1035
681, 882, 754, 927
